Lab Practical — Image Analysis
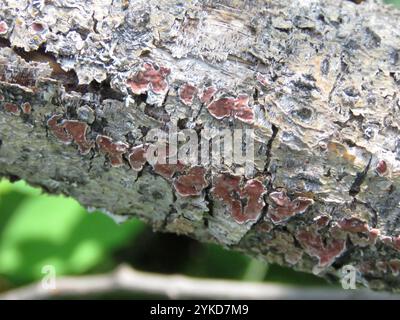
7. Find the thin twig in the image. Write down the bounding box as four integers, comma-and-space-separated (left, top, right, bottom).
0, 264, 398, 300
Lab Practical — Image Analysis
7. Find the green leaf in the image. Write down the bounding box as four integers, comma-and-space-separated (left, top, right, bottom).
0, 179, 146, 286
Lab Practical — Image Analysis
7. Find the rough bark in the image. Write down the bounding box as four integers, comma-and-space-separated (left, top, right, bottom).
1, 0, 400, 291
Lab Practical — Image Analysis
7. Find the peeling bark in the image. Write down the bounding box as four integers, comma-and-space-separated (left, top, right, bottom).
1, 0, 400, 291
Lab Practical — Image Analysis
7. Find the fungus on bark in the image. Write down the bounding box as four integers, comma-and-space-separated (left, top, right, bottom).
127, 62, 170, 95
268, 191, 314, 223
173, 166, 208, 197
179, 83, 197, 106
96, 135, 129, 167
296, 229, 346, 268
212, 173, 266, 224
207, 94, 254, 124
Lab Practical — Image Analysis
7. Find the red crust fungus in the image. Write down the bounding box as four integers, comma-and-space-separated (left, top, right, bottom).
296, 229, 346, 267
200, 86, 216, 104
47, 114, 72, 143
96, 135, 129, 167
3, 103, 20, 115
207, 94, 254, 124
62, 120, 94, 155
173, 166, 208, 197
338, 217, 369, 233
179, 83, 197, 106
212, 173, 266, 224
376, 160, 387, 175
392, 235, 400, 251
47, 115, 94, 154
153, 161, 185, 180
21, 102, 32, 114
0, 21, 8, 35
127, 62, 170, 95
313, 215, 331, 229
128, 144, 149, 171
268, 191, 314, 223
31, 22, 45, 32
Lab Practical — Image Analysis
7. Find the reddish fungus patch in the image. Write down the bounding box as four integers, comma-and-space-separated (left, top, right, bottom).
96, 135, 129, 167
179, 83, 197, 106
212, 173, 266, 224
0, 21, 8, 35
128, 144, 149, 171
338, 217, 369, 233
207, 94, 254, 124
296, 229, 346, 267
313, 215, 331, 229
127, 62, 170, 95
268, 191, 314, 223
173, 166, 208, 197
21, 102, 32, 114
200, 86, 216, 104
392, 235, 400, 251
153, 161, 185, 180
368, 228, 380, 241
376, 160, 387, 175
3, 102, 20, 115
47, 114, 72, 143
47, 115, 94, 154
31, 22, 45, 32
62, 120, 94, 155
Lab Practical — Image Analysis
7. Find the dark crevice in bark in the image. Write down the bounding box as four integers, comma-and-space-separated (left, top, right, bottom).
349, 156, 372, 197
263, 124, 279, 173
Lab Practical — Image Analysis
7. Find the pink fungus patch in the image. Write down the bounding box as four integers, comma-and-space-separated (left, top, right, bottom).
179, 83, 197, 106
47, 114, 72, 143
3, 102, 20, 115
207, 94, 254, 124
313, 215, 330, 229
153, 161, 185, 180
47, 115, 94, 154
173, 166, 208, 197
338, 217, 369, 233
128, 144, 149, 171
200, 86, 216, 104
31, 22, 45, 32
62, 120, 94, 155
127, 62, 170, 95
376, 160, 387, 175
0, 21, 8, 35
268, 191, 314, 223
96, 135, 129, 167
212, 174, 266, 224
21, 102, 32, 114
392, 235, 400, 251
296, 229, 346, 267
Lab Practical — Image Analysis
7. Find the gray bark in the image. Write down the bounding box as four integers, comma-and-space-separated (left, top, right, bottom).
1, 0, 400, 291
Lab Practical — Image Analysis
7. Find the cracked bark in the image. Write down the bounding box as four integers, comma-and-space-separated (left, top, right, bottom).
1, 0, 400, 291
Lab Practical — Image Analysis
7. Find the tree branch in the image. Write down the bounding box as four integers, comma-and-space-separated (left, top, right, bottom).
0, 265, 398, 300
1, 0, 400, 291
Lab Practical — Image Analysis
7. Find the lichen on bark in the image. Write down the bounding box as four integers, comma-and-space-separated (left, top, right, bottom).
1, 0, 400, 291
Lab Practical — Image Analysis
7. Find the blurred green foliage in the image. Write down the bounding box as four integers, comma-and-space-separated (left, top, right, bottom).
386, 0, 400, 6
0, 179, 327, 294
